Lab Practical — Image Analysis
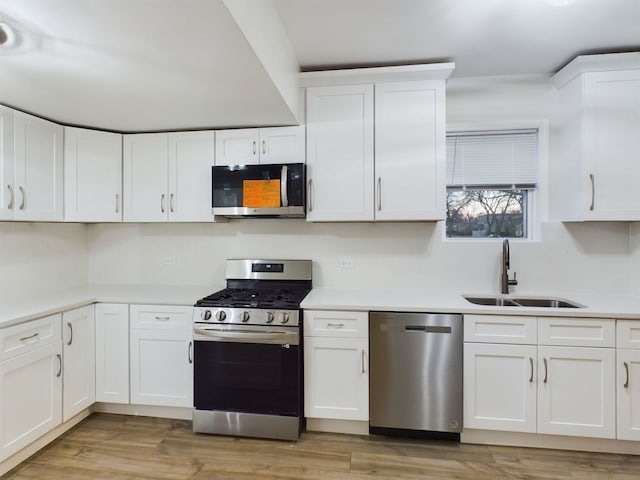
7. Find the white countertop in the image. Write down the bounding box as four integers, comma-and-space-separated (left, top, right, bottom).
0, 284, 222, 328
301, 288, 640, 319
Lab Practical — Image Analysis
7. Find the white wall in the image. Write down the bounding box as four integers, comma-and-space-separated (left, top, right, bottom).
0, 223, 88, 302
87, 73, 634, 297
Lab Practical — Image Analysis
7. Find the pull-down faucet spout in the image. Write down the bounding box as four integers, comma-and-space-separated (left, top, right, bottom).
501, 239, 518, 294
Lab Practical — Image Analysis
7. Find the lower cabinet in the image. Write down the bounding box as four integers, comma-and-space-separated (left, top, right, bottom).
62, 305, 95, 422
303, 310, 369, 421
617, 319, 640, 441
129, 305, 193, 408
95, 303, 130, 404
0, 315, 63, 461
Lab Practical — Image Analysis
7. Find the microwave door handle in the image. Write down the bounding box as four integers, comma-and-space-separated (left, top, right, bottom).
281, 164, 289, 207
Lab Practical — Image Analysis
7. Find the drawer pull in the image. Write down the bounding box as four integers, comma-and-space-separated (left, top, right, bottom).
529, 357, 534, 383
326, 323, 345, 329
67, 322, 73, 346
19, 332, 40, 342
56, 354, 62, 378
624, 362, 630, 389
361, 349, 366, 374
188, 341, 193, 364
543, 358, 548, 384
155, 316, 171, 321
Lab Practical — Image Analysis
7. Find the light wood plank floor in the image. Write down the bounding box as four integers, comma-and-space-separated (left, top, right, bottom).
2, 413, 640, 479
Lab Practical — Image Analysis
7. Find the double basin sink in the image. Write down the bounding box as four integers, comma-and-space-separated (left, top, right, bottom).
464, 295, 585, 309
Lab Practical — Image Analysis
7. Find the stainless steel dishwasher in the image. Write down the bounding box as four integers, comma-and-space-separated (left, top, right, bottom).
369, 312, 463, 440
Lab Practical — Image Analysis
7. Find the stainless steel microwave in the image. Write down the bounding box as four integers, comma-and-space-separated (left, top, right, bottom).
212, 163, 306, 218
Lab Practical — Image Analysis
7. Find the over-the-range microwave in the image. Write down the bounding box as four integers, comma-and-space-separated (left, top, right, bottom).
212, 163, 306, 218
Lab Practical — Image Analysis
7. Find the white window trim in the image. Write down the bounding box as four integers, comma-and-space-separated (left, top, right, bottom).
444, 120, 549, 243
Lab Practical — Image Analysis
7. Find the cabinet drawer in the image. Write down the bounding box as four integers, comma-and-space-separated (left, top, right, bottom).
130, 305, 193, 331
0, 314, 62, 361
463, 315, 537, 344
617, 320, 640, 350
303, 310, 368, 338
538, 317, 615, 347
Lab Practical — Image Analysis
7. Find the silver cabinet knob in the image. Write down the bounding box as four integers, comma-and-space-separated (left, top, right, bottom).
215, 310, 227, 322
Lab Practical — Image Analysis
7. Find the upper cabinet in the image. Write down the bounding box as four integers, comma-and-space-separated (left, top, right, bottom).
0, 109, 63, 222
64, 127, 123, 222
553, 53, 640, 221
215, 126, 305, 166
123, 131, 216, 222
303, 64, 453, 222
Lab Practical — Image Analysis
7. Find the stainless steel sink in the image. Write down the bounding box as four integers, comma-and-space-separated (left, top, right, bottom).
464, 295, 584, 308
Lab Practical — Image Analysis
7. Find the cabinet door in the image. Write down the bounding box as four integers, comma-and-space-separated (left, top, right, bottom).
0, 106, 14, 220
306, 84, 374, 221
583, 69, 640, 220
13, 111, 64, 221
617, 349, 640, 441
64, 127, 123, 222
123, 133, 169, 222
374, 80, 445, 221
538, 346, 615, 438
259, 126, 305, 164
168, 131, 215, 222
95, 304, 129, 404
62, 305, 95, 421
0, 342, 62, 461
464, 343, 536, 433
304, 336, 368, 421
215, 129, 260, 166
130, 329, 193, 407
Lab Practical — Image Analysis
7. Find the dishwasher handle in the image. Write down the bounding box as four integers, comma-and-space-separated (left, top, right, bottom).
405, 325, 452, 334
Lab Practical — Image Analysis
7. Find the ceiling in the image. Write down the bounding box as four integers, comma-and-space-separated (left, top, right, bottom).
0, 0, 638, 132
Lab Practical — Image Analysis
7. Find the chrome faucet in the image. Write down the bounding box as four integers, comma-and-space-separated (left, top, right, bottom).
501, 239, 518, 294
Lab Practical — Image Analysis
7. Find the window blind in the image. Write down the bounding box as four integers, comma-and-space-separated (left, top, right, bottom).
446, 129, 538, 189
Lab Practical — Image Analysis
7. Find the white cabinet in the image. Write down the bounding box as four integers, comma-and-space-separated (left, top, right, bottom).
95, 303, 129, 404
306, 78, 448, 222
2, 110, 63, 222
215, 126, 304, 166
553, 54, 640, 221
129, 305, 193, 407
374, 80, 446, 220
62, 305, 95, 421
306, 84, 374, 221
303, 310, 368, 421
617, 319, 640, 441
0, 315, 62, 461
123, 131, 215, 222
64, 127, 123, 222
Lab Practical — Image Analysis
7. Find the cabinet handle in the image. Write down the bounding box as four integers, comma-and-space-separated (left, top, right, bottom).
19, 332, 39, 342
377, 177, 382, 211
624, 362, 630, 389
18, 186, 25, 210
252, 140, 257, 155
262, 139, 266, 155
188, 341, 193, 364
160, 194, 166, 213
326, 323, 344, 329
155, 316, 170, 321
589, 174, 595, 211
7, 185, 13, 210
170, 193, 175, 213
307, 179, 312, 213
56, 353, 62, 378
67, 322, 73, 346
361, 349, 366, 374
529, 357, 534, 383
115, 193, 119, 214
543, 358, 548, 384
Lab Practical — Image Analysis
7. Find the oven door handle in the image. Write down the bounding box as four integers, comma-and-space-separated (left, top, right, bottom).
194, 327, 298, 344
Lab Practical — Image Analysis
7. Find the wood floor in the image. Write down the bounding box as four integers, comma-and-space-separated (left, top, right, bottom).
2, 413, 640, 480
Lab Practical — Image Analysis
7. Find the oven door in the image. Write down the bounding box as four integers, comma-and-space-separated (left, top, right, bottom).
193, 324, 301, 416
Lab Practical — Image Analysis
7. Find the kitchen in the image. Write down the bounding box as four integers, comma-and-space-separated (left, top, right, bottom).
1, 0, 640, 478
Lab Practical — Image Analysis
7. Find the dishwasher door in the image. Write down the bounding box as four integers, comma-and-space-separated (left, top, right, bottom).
369, 312, 463, 437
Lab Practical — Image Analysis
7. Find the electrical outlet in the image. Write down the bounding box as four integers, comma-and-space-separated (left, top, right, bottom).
163, 256, 176, 265
339, 258, 353, 268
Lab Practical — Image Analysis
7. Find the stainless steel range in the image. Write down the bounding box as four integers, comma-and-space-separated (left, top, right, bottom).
192, 259, 312, 441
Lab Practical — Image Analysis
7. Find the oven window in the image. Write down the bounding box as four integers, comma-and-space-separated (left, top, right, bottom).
194, 341, 300, 416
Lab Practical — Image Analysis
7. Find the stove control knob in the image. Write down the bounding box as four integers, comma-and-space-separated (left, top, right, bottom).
279, 312, 290, 324
215, 310, 227, 322
241, 311, 250, 322
266, 312, 275, 324
201, 310, 212, 321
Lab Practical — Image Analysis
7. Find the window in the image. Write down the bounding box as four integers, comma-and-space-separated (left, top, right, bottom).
446, 129, 538, 239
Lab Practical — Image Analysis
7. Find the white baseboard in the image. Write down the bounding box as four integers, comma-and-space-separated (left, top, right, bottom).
94, 402, 193, 420
305, 418, 369, 435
